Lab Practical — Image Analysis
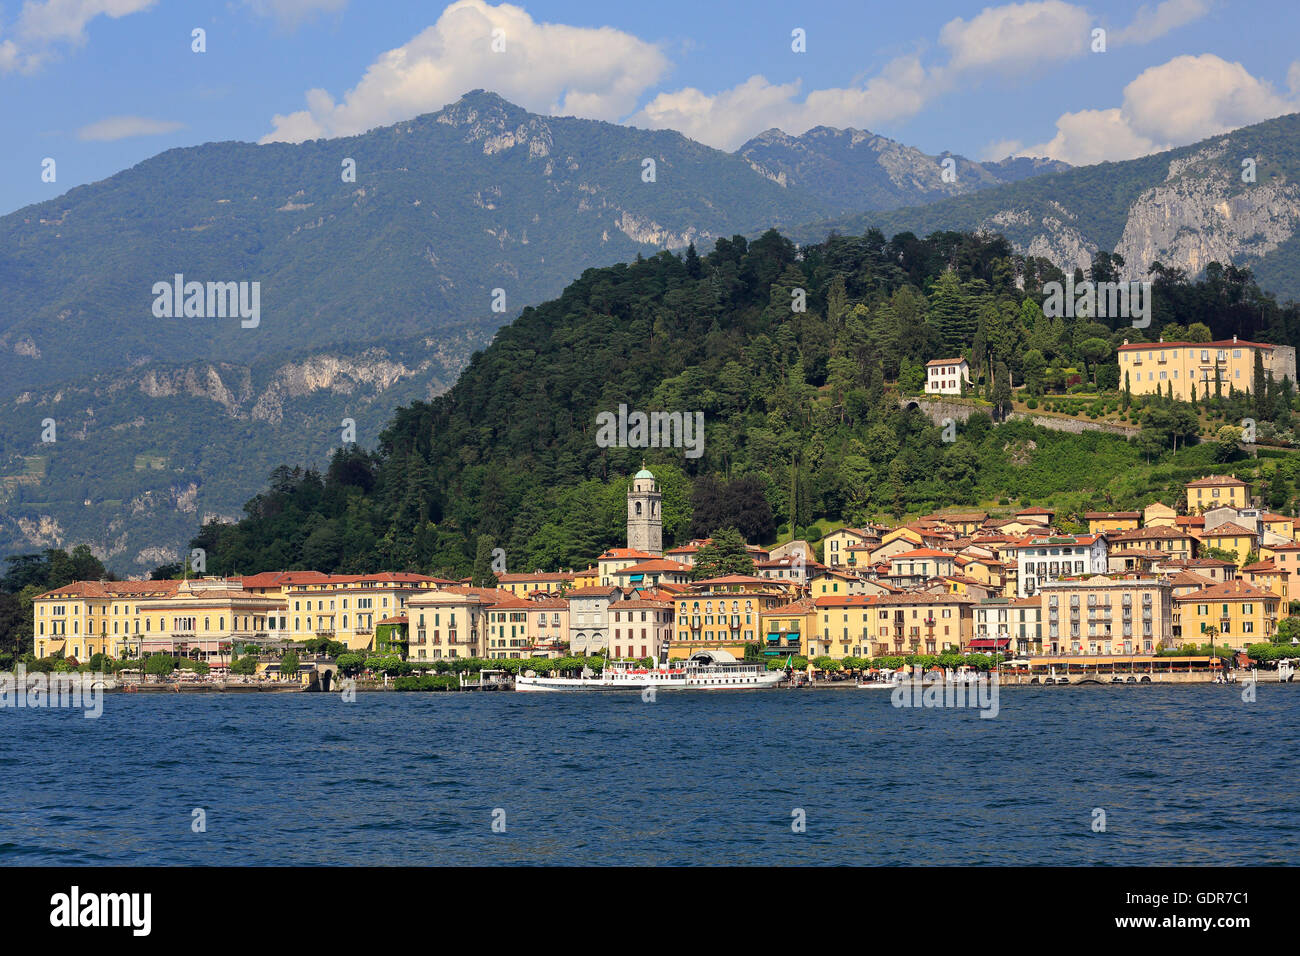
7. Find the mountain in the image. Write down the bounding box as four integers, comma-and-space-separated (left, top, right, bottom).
188, 227, 1300, 581
0, 90, 849, 572
0, 89, 842, 396
0, 92, 1079, 575
790, 113, 1300, 303
737, 126, 1069, 211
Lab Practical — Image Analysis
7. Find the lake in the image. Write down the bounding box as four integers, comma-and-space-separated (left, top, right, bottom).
1, 684, 1296, 865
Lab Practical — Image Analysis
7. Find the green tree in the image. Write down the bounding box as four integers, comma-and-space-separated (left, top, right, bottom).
691, 528, 756, 580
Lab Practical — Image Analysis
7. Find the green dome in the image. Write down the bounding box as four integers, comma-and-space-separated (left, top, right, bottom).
634, 468, 655, 479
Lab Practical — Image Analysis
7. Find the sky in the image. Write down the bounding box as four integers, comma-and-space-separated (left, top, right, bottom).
2, 0, 1299, 215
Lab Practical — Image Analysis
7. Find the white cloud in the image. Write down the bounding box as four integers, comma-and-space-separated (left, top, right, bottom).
1021, 54, 1298, 164
938, 0, 1090, 73
1289, 61, 1300, 96
262, 0, 670, 142
16, 0, 156, 44
0, 0, 155, 72
243, 0, 348, 28
630, 56, 935, 150
1112, 0, 1211, 46
77, 115, 184, 141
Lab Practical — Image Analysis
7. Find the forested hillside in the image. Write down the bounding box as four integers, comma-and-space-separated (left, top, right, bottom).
189, 227, 1300, 579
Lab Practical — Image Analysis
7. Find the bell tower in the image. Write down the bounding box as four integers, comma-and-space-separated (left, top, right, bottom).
627, 464, 663, 556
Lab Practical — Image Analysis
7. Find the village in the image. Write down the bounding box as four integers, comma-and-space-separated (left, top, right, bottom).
24, 464, 1300, 687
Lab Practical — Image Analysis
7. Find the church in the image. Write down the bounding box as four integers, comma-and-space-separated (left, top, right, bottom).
626, 465, 662, 556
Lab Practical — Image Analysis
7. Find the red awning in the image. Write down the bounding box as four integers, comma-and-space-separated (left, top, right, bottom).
967, 638, 1012, 650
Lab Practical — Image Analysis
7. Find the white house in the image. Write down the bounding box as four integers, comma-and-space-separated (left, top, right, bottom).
1005, 534, 1109, 598
925, 358, 970, 395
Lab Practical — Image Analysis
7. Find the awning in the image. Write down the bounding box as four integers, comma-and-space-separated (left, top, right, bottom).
967, 637, 1012, 650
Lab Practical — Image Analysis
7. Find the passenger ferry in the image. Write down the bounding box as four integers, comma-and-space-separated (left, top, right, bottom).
514, 650, 784, 692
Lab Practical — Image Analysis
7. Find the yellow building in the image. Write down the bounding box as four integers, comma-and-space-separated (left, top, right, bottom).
1261, 513, 1295, 540
1084, 511, 1141, 534
572, 566, 600, 589
1117, 338, 1295, 402
1241, 561, 1289, 600
1186, 475, 1251, 514
1197, 522, 1257, 567
407, 587, 513, 660
820, 527, 877, 567
496, 572, 577, 598
135, 578, 288, 662
669, 576, 798, 659
1174, 580, 1279, 650
1039, 575, 1173, 655
33, 579, 182, 660
760, 597, 817, 658
284, 573, 450, 651
811, 593, 972, 659
1143, 502, 1177, 527
486, 595, 570, 659
597, 548, 657, 586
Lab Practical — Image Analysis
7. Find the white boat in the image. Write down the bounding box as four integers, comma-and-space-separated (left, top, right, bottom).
857, 668, 900, 689
514, 650, 783, 692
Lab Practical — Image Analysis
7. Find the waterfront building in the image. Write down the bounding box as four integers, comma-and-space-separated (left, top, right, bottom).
283, 573, 450, 651
1117, 337, 1295, 402
669, 576, 798, 660
135, 578, 288, 663
486, 596, 569, 659
811, 593, 973, 659
33, 579, 181, 660
565, 585, 625, 655
1039, 575, 1173, 655
973, 596, 1042, 656
1174, 579, 1279, 651
406, 587, 512, 660
760, 597, 817, 659
609, 598, 673, 660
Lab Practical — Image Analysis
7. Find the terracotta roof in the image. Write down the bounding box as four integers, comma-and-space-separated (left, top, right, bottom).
1175, 580, 1275, 602
497, 571, 577, 582
614, 559, 692, 575
1083, 511, 1141, 520
1119, 339, 1276, 351
565, 585, 623, 597
926, 357, 966, 366
1202, 521, 1256, 536
1186, 475, 1250, 488
35, 579, 182, 600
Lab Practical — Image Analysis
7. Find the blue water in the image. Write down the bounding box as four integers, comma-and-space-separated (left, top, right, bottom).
1, 685, 1297, 865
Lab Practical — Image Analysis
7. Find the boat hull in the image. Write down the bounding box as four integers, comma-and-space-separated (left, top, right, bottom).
515, 673, 783, 692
